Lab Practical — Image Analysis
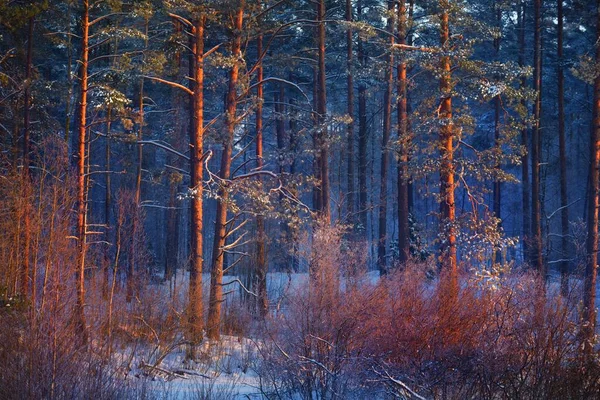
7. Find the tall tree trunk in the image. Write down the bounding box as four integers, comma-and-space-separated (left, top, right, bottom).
65, 1, 73, 143
276, 84, 286, 175
493, 3, 501, 222
255, 27, 268, 316
439, 0, 457, 294
492, 3, 502, 265
165, 20, 185, 282
378, 0, 394, 274
583, 0, 600, 350
75, 0, 90, 345
188, 15, 206, 348
312, 66, 321, 212
397, 0, 410, 264
557, 0, 570, 296
288, 82, 300, 272
103, 105, 112, 298
317, 0, 330, 221
519, 0, 531, 266
346, 0, 355, 223
128, 18, 149, 302
21, 17, 34, 300
358, 0, 368, 233
207, 4, 244, 340
531, 0, 544, 275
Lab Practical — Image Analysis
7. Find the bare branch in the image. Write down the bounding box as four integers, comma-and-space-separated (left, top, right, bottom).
143, 76, 193, 96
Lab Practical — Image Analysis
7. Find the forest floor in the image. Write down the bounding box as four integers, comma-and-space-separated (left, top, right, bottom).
111, 269, 599, 399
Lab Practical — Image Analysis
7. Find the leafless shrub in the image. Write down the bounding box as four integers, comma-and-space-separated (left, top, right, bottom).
256, 222, 600, 399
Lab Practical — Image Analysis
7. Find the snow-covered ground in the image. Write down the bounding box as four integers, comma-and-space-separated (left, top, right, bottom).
126, 335, 263, 399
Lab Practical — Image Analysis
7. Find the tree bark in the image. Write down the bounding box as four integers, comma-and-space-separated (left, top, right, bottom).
165, 20, 184, 282
346, 0, 355, 224
377, 0, 395, 274
207, 4, 244, 340
531, 0, 544, 275
518, 0, 531, 267
439, 0, 457, 294
583, 0, 600, 350
75, 0, 90, 345
358, 0, 368, 233
189, 15, 206, 346
128, 18, 149, 303
255, 27, 268, 316
493, 3, 501, 223
397, 0, 410, 264
317, 0, 330, 221
557, 0, 570, 296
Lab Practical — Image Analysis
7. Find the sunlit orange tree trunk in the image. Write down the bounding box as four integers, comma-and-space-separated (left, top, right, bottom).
438, 0, 457, 294
155, 10, 207, 349
189, 14, 206, 346
75, 0, 90, 344
207, 2, 244, 340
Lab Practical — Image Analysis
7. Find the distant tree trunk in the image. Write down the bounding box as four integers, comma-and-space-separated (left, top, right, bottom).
439, 0, 457, 294
21, 16, 34, 300
103, 105, 112, 297
518, 0, 531, 265
531, 0, 544, 275
378, 0, 395, 274
165, 20, 185, 282
207, 4, 244, 340
312, 65, 321, 212
75, 0, 90, 345
492, 3, 501, 222
128, 20, 148, 303
189, 15, 206, 347
397, 0, 410, 264
288, 83, 300, 272
317, 0, 330, 221
275, 84, 286, 174
65, 2, 73, 142
255, 28, 268, 316
358, 0, 368, 233
583, 0, 600, 350
557, 0, 570, 296
492, 3, 502, 265
346, 0, 355, 223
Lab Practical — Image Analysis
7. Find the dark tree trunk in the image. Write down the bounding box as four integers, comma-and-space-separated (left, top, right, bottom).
519, 0, 531, 266
317, 0, 330, 221
397, 0, 410, 264
255, 28, 268, 316
358, 0, 368, 233
128, 19, 148, 303
557, 0, 570, 296
531, 0, 544, 275
378, 0, 395, 274
583, 0, 600, 350
346, 0, 355, 223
